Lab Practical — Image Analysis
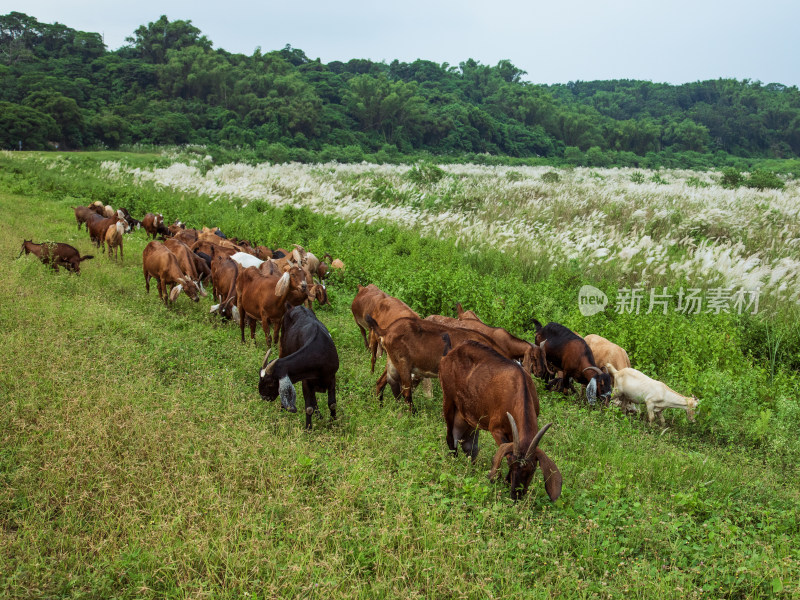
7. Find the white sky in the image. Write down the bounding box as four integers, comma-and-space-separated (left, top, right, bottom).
11, 0, 800, 87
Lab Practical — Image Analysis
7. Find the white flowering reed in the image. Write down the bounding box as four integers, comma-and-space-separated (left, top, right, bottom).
99, 160, 800, 304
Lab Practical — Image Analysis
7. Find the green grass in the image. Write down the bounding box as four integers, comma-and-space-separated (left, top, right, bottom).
1, 165, 799, 598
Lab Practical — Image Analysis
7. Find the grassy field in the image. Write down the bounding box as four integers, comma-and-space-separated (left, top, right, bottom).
1, 152, 799, 598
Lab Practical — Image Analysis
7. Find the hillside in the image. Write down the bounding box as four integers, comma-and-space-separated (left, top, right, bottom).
2, 12, 800, 170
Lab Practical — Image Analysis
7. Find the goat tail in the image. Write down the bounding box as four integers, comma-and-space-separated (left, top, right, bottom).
605, 363, 617, 375
364, 313, 386, 337
529, 317, 544, 332
441, 333, 452, 357
80, 255, 95, 262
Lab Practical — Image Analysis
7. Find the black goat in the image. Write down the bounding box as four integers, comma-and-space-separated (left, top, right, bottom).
258, 305, 339, 429
531, 319, 613, 405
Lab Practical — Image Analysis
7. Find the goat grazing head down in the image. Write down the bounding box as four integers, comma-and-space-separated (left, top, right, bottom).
489, 414, 560, 502
168, 276, 202, 303
259, 348, 297, 413
583, 366, 613, 405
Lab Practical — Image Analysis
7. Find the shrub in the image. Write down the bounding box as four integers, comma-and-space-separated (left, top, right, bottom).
746, 169, 785, 190
686, 176, 710, 188
629, 171, 645, 184
540, 171, 560, 183
720, 167, 744, 188
406, 162, 445, 185
649, 172, 668, 185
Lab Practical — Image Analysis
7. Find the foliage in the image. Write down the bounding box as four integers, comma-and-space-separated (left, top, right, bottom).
720, 166, 744, 188
540, 170, 560, 183
1, 153, 800, 598
405, 161, 445, 185
0, 101, 58, 149
3, 12, 800, 168
746, 168, 785, 190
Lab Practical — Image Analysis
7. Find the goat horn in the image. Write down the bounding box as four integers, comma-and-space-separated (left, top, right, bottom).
261, 348, 272, 372
583, 366, 604, 375
489, 443, 515, 482
507, 412, 520, 456
524, 422, 553, 461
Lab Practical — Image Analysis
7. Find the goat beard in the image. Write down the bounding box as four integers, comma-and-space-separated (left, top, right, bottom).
586, 377, 598, 405
278, 375, 297, 412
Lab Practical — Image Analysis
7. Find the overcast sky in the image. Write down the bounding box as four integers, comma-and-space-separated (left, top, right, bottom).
13, 0, 800, 87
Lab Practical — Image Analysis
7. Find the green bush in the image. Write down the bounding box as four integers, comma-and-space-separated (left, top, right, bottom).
406, 162, 445, 185
686, 176, 709, 188
540, 171, 560, 183
720, 166, 744, 188
746, 169, 785, 190
629, 171, 645, 184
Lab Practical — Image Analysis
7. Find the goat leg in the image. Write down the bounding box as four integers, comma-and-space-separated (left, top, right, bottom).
327, 385, 336, 420
302, 381, 317, 430
375, 366, 389, 405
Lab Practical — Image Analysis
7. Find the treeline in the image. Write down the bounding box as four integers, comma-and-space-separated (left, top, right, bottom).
2, 11, 800, 168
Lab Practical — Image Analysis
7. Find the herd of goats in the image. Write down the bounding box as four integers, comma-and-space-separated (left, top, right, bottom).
16, 200, 700, 503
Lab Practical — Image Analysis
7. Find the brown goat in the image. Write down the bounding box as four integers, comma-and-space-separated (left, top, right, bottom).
142, 241, 202, 305
142, 213, 169, 240
88, 214, 123, 249
364, 295, 420, 372
173, 228, 199, 246
73, 206, 98, 231
209, 253, 240, 321
19, 240, 94, 273
430, 308, 551, 379
164, 238, 209, 295
351, 284, 390, 348
104, 220, 125, 261
364, 314, 504, 413
191, 239, 236, 259
235, 265, 308, 346
440, 340, 562, 502
306, 282, 330, 308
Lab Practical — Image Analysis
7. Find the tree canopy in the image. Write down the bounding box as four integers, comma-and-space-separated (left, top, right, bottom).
2, 11, 800, 166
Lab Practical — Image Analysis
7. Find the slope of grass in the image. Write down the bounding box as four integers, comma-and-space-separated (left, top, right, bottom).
0, 160, 799, 598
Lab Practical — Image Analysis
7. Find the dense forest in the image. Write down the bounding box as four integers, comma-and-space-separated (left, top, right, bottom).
2, 11, 800, 168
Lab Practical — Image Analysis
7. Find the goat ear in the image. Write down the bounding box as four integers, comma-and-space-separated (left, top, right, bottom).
522, 347, 533, 374
488, 443, 514, 482
275, 272, 290, 296
535, 448, 562, 502
169, 285, 182, 302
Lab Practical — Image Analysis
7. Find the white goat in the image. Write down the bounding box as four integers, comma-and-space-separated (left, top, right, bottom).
606, 364, 698, 425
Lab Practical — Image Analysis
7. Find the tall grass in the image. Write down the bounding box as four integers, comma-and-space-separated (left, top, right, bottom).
0, 152, 799, 598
